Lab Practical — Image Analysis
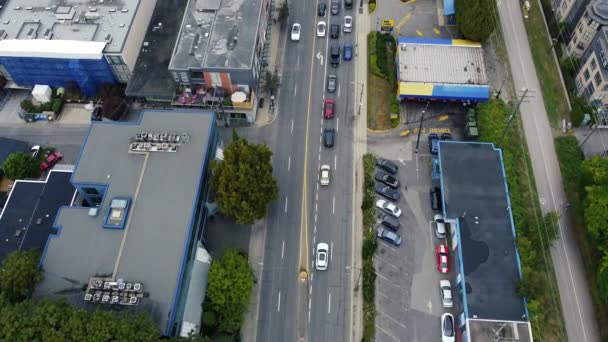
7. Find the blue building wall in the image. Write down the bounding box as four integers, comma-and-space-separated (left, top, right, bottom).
0, 56, 116, 96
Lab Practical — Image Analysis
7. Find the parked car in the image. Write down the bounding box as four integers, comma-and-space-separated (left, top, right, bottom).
376, 158, 398, 174
30, 145, 41, 158
441, 132, 453, 141
428, 133, 439, 155
320, 165, 331, 185
344, 16, 353, 32
330, 44, 340, 67
439, 280, 453, 308
376, 226, 402, 246
323, 99, 335, 119
374, 182, 401, 201
316, 242, 329, 270
327, 74, 337, 93
433, 214, 446, 239
441, 313, 456, 342
436, 244, 450, 274
324, 128, 335, 147
40, 151, 63, 171
318, 2, 327, 16
376, 199, 402, 217
430, 187, 442, 211
317, 21, 327, 37
291, 23, 301, 41
374, 170, 399, 189
343, 43, 353, 61
330, 24, 340, 38
379, 214, 400, 231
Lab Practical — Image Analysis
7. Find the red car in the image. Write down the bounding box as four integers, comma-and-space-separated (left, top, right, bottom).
436, 244, 450, 274
324, 99, 335, 119
40, 151, 63, 171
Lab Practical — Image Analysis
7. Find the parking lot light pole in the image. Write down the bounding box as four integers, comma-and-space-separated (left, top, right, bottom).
414, 101, 430, 154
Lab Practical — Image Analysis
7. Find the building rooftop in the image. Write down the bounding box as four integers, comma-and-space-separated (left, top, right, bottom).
35, 110, 215, 334
588, 0, 608, 26
0, 170, 75, 263
169, 0, 264, 71
125, 0, 188, 99
0, 0, 141, 54
397, 37, 488, 85
439, 142, 528, 322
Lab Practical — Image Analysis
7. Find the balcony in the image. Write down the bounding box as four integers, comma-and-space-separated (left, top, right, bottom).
173, 85, 255, 111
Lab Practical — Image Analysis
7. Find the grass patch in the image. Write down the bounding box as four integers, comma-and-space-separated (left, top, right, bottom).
476, 99, 567, 340
367, 74, 393, 130
361, 153, 377, 342
367, 32, 398, 130
520, 0, 570, 126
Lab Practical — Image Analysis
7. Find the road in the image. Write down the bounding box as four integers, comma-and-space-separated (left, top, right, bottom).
255, 1, 356, 341
498, 1, 600, 341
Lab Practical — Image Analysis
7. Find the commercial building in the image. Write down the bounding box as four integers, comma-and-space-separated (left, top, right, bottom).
34, 110, 219, 337
0, 0, 156, 96
396, 37, 490, 103
566, 0, 608, 58
438, 142, 532, 342
0, 170, 75, 263
575, 26, 608, 105
167, 0, 272, 125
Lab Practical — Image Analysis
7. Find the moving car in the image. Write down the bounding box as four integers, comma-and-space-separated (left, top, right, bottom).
344, 16, 353, 32
428, 133, 439, 155
436, 244, 450, 274
441, 132, 453, 141
320, 165, 331, 185
330, 24, 340, 38
343, 43, 353, 61
439, 280, 453, 308
430, 187, 442, 211
323, 128, 335, 147
317, 21, 327, 37
330, 0, 339, 14
376, 199, 402, 217
318, 2, 327, 16
376, 226, 402, 246
344, 0, 353, 9
374, 170, 399, 189
330, 44, 340, 67
433, 214, 446, 239
316, 242, 329, 270
441, 313, 456, 342
324, 99, 335, 119
376, 158, 398, 174
374, 182, 401, 201
327, 74, 337, 93
30, 145, 41, 158
291, 23, 301, 41
40, 151, 63, 171
379, 214, 400, 231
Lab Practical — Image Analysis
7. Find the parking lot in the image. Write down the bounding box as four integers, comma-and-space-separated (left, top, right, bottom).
368, 102, 465, 341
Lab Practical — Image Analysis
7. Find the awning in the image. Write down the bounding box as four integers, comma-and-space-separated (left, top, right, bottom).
444, 0, 455, 15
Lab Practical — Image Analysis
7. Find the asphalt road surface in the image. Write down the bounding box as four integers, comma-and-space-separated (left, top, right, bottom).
498, 1, 600, 341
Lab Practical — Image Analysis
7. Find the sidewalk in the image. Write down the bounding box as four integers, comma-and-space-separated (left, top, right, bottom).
240, 219, 266, 342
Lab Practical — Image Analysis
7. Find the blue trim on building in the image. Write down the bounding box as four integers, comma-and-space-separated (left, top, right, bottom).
432, 84, 490, 102
443, 0, 455, 15
397, 37, 453, 45
102, 197, 132, 229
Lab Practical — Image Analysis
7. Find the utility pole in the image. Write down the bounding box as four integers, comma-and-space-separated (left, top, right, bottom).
547, 25, 565, 54
414, 101, 430, 154
495, 79, 506, 99
499, 88, 532, 147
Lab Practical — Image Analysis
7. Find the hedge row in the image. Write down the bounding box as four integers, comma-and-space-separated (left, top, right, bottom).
361, 153, 377, 342
20, 98, 63, 114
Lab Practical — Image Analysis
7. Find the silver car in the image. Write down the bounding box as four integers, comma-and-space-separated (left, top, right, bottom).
376, 226, 402, 246
433, 214, 446, 239
327, 74, 337, 93
439, 280, 453, 308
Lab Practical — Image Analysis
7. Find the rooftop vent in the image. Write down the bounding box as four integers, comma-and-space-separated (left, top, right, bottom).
104, 34, 112, 43
85, 11, 101, 21
42, 28, 53, 40
121, 8, 129, 13
109, 8, 116, 13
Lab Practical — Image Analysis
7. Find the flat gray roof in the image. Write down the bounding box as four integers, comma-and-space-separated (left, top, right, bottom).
0, 0, 141, 53
35, 110, 215, 333
169, 0, 263, 71
397, 40, 488, 85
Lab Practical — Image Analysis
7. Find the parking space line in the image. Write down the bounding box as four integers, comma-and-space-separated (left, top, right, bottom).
375, 255, 400, 270
376, 290, 390, 299
375, 271, 402, 288
375, 325, 400, 342
328, 293, 332, 314
377, 308, 408, 330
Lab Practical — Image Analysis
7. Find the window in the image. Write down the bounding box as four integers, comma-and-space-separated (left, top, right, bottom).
578, 42, 586, 50
591, 58, 598, 71
210, 72, 222, 86
590, 20, 600, 30
586, 83, 595, 96
595, 72, 603, 86
578, 22, 584, 33
83, 187, 99, 195
603, 84, 608, 91
576, 77, 583, 90
583, 31, 593, 41
584, 69, 591, 80
561, 2, 567, 10
107, 55, 124, 65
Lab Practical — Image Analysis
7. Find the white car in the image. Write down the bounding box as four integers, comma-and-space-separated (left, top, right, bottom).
375, 199, 402, 217
320, 165, 330, 185
441, 313, 456, 342
434, 214, 446, 239
317, 21, 327, 37
316, 242, 329, 270
439, 280, 453, 308
344, 16, 353, 33
30, 145, 41, 158
291, 23, 301, 41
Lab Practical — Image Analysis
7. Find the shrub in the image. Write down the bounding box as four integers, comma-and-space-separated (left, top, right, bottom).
362, 258, 376, 303
202, 311, 217, 329
362, 233, 377, 260
51, 99, 63, 114
369, 2, 376, 12
570, 95, 592, 127
391, 116, 400, 128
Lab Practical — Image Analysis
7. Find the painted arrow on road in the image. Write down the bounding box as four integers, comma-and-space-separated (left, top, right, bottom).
316, 52, 324, 66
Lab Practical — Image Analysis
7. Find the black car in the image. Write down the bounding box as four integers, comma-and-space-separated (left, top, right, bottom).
324, 128, 335, 147
441, 133, 453, 141
376, 158, 398, 174
375, 170, 400, 189
344, 0, 353, 8
375, 182, 401, 201
330, 44, 340, 67
318, 2, 326, 16
330, 24, 340, 38
430, 187, 442, 211
379, 214, 400, 231
428, 133, 439, 155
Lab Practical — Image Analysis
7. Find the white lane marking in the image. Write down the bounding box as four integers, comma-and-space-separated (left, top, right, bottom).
334, 155, 337, 170
338, 84, 341, 97
313, 235, 316, 245
310, 286, 313, 295
311, 272, 314, 282
315, 213, 318, 224
332, 196, 335, 214
330, 242, 333, 261
277, 291, 281, 312
315, 202, 318, 213
317, 183, 319, 191
291, 119, 294, 134
294, 85, 297, 96
314, 225, 317, 233
337, 118, 339, 132
319, 154, 321, 161
297, 55, 300, 65
281, 240, 285, 259
328, 293, 332, 314
284, 196, 288, 213
319, 145, 322, 153
288, 155, 291, 171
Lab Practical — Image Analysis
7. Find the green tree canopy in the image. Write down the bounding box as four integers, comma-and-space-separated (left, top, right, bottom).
0, 249, 42, 303
211, 137, 278, 224
206, 249, 254, 333
1, 152, 39, 180
582, 156, 608, 186
584, 185, 608, 251
454, 0, 498, 42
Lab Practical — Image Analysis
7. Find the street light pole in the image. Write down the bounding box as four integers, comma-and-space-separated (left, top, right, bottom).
414, 101, 430, 154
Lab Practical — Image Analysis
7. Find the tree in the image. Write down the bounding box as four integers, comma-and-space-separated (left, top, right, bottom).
278, 1, 289, 27
64, 81, 84, 100
0, 249, 42, 303
584, 185, 608, 251
1, 152, 39, 180
581, 156, 608, 186
211, 138, 279, 224
262, 70, 281, 95
206, 249, 254, 333
454, 0, 498, 42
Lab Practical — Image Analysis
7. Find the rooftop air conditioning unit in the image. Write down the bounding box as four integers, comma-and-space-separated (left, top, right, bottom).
88, 208, 99, 217
84, 293, 93, 301
129, 297, 138, 304
134, 283, 142, 291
